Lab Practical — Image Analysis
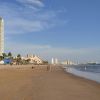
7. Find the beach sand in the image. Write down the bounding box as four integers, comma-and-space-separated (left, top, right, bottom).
0, 65, 100, 100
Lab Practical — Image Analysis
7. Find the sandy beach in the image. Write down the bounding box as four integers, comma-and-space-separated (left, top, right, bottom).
0, 65, 100, 100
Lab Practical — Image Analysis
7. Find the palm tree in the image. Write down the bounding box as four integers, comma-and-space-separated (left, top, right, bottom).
16, 54, 21, 65
2, 53, 7, 59
8, 52, 12, 58
17, 54, 21, 58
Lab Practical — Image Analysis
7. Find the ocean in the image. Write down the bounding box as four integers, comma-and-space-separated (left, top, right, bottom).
64, 65, 100, 83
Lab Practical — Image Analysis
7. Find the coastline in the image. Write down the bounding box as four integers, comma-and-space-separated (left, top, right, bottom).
0, 65, 100, 100
64, 65, 100, 83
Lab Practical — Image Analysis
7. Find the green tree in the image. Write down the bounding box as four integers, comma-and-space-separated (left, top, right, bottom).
17, 54, 21, 58
2, 53, 7, 58
0, 56, 3, 61
43, 61, 48, 65
8, 52, 13, 60
8, 52, 12, 57
16, 54, 21, 65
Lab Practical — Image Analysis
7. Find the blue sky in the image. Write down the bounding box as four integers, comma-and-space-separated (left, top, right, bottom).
0, 0, 100, 63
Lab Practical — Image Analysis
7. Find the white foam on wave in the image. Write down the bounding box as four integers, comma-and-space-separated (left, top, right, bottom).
65, 67, 100, 83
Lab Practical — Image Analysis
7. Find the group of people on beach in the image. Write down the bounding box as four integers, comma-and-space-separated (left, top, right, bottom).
31, 65, 51, 71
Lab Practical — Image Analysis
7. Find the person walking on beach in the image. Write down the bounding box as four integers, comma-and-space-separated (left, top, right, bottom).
47, 65, 50, 71
32, 66, 35, 69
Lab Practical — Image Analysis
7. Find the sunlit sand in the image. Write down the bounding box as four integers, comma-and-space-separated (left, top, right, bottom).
0, 65, 100, 100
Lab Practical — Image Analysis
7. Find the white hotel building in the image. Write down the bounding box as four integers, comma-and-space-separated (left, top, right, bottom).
0, 17, 4, 56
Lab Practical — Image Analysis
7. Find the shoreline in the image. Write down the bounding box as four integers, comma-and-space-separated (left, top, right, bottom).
0, 65, 100, 100
64, 70, 100, 85
0, 64, 100, 83
64, 66, 100, 83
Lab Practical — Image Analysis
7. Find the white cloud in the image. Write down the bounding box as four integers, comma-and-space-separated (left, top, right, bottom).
16, 0, 44, 7
0, 2, 67, 35
5, 18, 45, 34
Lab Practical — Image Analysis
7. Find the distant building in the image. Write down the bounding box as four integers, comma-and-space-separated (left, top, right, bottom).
61, 60, 75, 65
26, 55, 43, 64
51, 58, 59, 64
51, 58, 54, 64
0, 17, 4, 56
55, 58, 58, 64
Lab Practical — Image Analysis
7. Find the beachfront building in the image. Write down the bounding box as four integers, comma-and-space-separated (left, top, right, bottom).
51, 58, 59, 64
0, 17, 4, 56
26, 55, 43, 64
61, 60, 75, 65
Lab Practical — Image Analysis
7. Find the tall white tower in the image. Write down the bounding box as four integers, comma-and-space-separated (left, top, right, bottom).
51, 58, 54, 64
0, 17, 4, 56
55, 58, 58, 64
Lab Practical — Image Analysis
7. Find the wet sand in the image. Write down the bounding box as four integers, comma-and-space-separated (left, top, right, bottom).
0, 65, 100, 100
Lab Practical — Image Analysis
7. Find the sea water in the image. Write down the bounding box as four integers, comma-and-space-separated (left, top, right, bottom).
64, 65, 100, 83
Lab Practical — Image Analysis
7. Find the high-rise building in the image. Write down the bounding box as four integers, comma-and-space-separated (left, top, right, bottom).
55, 58, 58, 64
51, 58, 54, 64
0, 17, 4, 56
